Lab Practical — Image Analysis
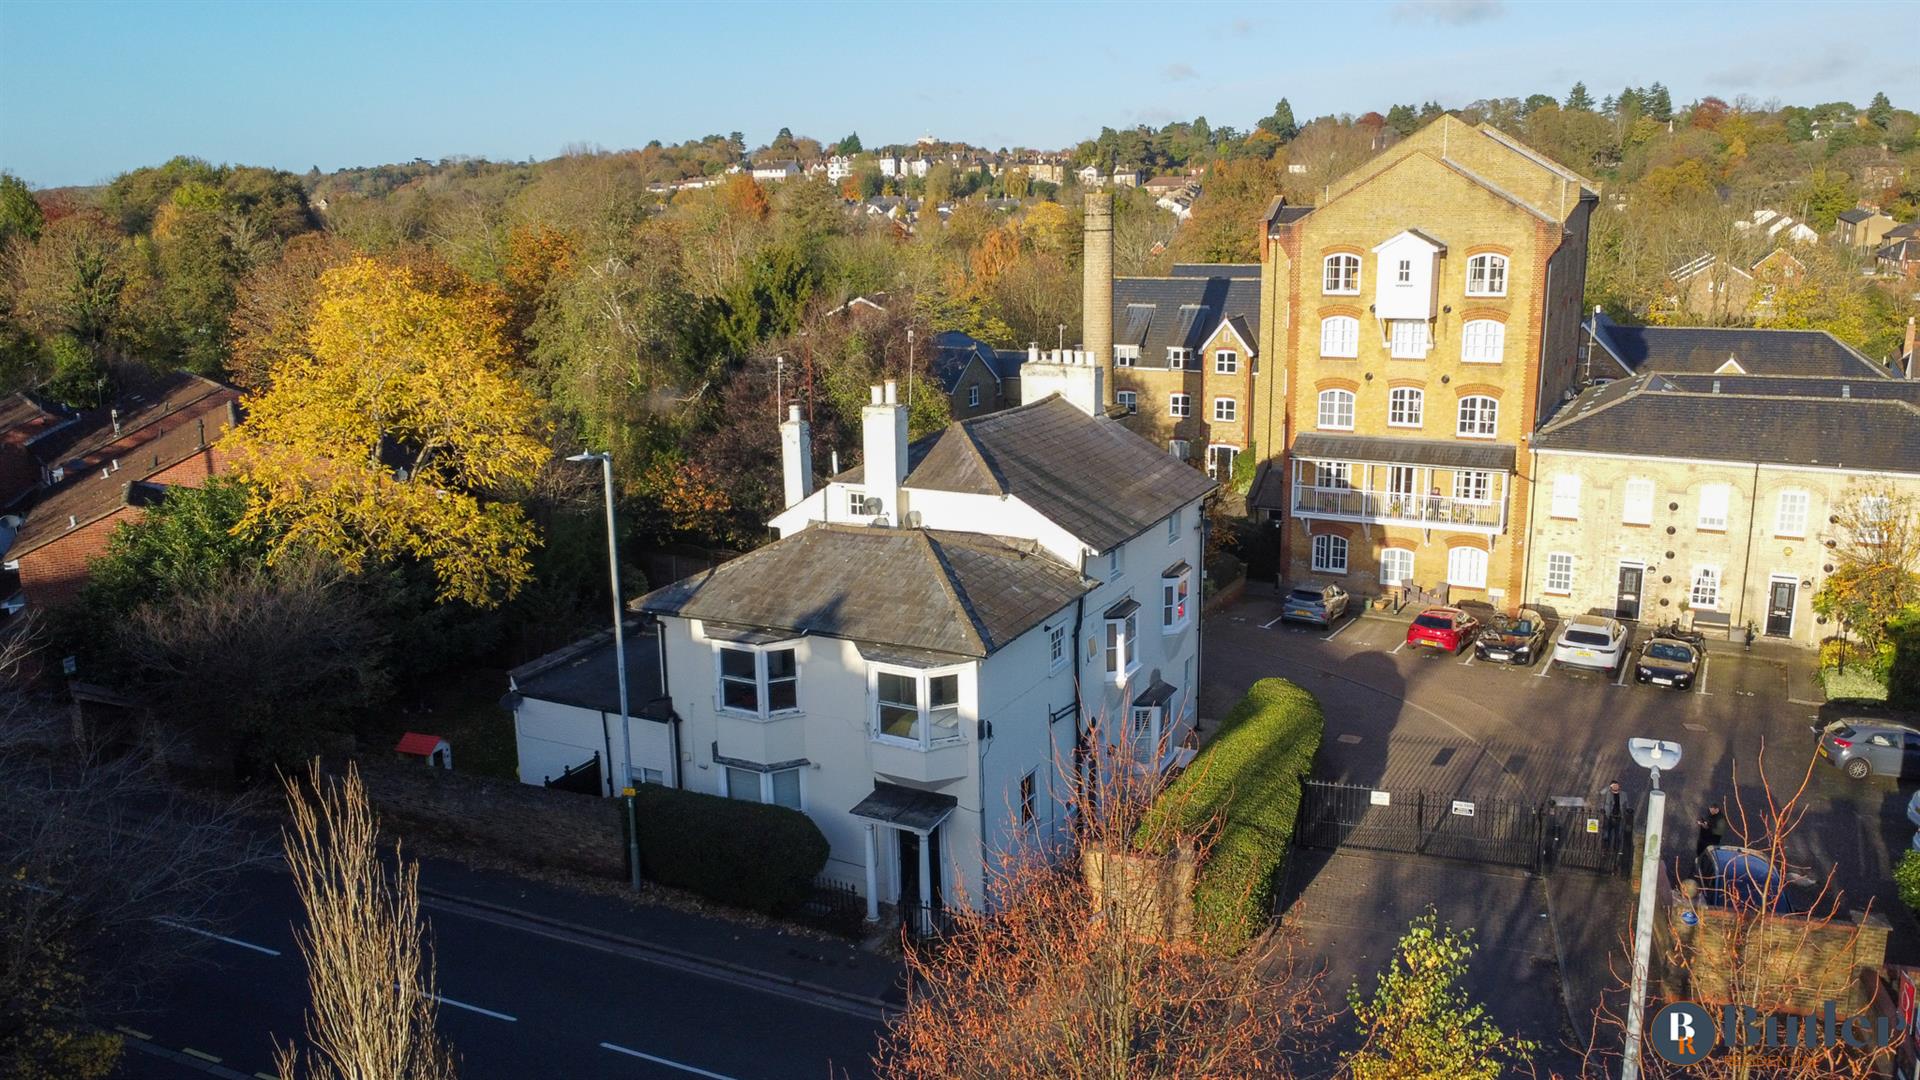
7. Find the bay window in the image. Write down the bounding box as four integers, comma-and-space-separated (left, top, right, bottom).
873, 667, 964, 748
723, 765, 804, 809
717, 644, 799, 718
1104, 601, 1140, 682
1162, 563, 1192, 633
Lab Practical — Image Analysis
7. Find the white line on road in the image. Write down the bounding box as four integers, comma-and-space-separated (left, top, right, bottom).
1459, 650, 1475, 666
1614, 658, 1630, 687
1259, 613, 1286, 629
1697, 656, 1711, 696
183, 1048, 223, 1063
1533, 660, 1553, 679
424, 990, 517, 1022
1324, 618, 1355, 642
155, 920, 281, 957
114, 1025, 152, 1040
1390, 640, 1408, 654
601, 1042, 739, 1079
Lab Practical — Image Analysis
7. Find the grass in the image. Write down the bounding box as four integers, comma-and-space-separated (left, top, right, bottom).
1820, 666, 1889, 703
372, 666, 520, 780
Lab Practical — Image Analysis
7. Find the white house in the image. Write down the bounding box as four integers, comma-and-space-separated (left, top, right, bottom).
750, 160, 802, 183
507, 622, 673, 793
631, 357, 1212, 924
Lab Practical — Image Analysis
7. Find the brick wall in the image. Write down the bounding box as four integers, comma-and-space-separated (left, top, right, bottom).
15, 507, 132, 608
354, 759, 626, 881
1658, 895, 1890, 1014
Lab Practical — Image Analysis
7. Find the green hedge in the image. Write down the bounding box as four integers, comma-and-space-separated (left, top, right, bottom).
1888, 608, 1920, 712
1897, 849, 1920, 914
1137, 677, 1324, 952
630, 784, 829, 914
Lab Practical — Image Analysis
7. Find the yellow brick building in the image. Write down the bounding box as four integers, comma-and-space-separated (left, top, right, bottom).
1108, 267, 1261, 480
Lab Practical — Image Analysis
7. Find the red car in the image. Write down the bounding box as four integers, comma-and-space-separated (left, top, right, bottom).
1405, 607, 1481, 653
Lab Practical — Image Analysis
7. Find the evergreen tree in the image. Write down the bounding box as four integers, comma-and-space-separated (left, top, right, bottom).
1418, 101, 1444, 122
836, 132, 863, 155
1257, 98, 1298, 142
1565, 82, 1594, 111
1523, 93, 1557, 115
1645, 83, 1673, 122
1386, 104, 1419, 136
1615, 86, 1643, 119
1869, 91, 1894, 129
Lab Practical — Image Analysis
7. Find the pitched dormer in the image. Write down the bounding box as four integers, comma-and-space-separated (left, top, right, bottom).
1371, 229, 1446, 321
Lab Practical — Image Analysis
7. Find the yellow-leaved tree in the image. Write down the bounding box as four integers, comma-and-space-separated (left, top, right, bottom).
225, 256, 547, 606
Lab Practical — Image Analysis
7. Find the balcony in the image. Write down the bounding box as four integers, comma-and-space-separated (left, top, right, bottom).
1291, 459, 1507, 534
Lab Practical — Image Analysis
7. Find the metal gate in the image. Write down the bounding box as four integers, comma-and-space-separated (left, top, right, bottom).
1295, 780, 1630, 876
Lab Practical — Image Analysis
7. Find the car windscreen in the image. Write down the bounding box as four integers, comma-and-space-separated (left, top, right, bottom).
1826, 723, 1856, 740
1646, 642, 1693, 662
1287, 590, 1324, 604
1413, 615, 1453, 630
1564, 629, 1613, 647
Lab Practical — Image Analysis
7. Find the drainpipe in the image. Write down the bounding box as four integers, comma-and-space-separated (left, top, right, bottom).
1733, 461, 1761, 635
1069, 590, 1088, 805
1519, 451, 1540, 609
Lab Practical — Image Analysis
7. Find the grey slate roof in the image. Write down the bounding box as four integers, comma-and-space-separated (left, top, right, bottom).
510, 621, 668, 718
1837, 208, 1876, 224
1587, 314, 1892, 379
636, 524, 1094, 659
931, 330, 1023, 391
837, 395, 1216, 552
1290, 432, 1519, 472
1112, 273, 1261, 369
1535, 373, 1920, 473
1660, 374, 1920, 403
1169, 263, 1260, 279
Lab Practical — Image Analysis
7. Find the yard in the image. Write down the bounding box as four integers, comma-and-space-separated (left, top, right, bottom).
372, 666, 519, 780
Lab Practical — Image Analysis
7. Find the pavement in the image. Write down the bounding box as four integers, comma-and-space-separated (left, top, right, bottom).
111, 853, 897, 1080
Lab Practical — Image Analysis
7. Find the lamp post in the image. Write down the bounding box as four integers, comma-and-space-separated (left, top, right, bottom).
567, 451, 642, 889
1620, 737, 1682, 1080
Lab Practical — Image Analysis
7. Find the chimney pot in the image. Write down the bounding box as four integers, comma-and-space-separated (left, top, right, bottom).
883, 379, 897, 404
870, 385, 883, 404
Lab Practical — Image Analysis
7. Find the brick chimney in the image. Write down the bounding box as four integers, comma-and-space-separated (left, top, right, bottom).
778, 405, 813, 508
860, 381, 908, 523
1082, 191, 1114, 405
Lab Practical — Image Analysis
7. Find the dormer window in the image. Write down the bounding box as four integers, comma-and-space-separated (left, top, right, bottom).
1466, 254, 1508, 297
1167, 347, 1192, 369
1114, 344, 1139, 368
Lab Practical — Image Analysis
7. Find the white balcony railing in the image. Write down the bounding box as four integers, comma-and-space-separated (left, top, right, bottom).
1290, 459, 1507, 532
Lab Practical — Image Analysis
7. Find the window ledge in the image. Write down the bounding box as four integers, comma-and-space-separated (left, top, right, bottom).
1460, 357, 1504, 364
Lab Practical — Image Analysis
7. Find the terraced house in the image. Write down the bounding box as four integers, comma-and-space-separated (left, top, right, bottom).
1107, 264, 1262, 481
1247, 114, 1597, 608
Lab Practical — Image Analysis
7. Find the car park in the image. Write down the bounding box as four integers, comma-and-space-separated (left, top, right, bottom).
1813, 719, 1920, 781
1405, 607, 1480, 654
1551, 614, 1628, 672
1633, 635, 1701, 689
1281, 584, 1349, 627
1473, 608, 1547, 665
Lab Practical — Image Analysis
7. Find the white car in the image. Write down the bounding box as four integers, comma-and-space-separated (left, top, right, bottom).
1552, 614, 1628, 671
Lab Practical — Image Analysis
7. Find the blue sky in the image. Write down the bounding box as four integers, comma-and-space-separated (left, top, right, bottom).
1, 0, 1913, 188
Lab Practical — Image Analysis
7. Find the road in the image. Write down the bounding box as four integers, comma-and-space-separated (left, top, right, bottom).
112, 862, 885, 1080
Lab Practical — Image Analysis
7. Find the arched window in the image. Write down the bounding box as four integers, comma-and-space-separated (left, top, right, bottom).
1456, 395, 1498, 437
1447, 546, 1489, 589
1388, 387, 1424, 427
1320, 315, 1359, 357
1323, 254, 1361, 294
1460, 319, 1506, 363
1466, 254, 1508, 297
1311, 533, 1349, 573
1317, 389, 1355, 430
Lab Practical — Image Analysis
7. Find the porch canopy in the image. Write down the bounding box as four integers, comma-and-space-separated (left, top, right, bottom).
850, 781, 957, 834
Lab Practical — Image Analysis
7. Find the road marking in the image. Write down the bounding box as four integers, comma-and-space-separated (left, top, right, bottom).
1697, 656, 1710, 696
1336, 733, 1362, 744
1324, 618, 1355, 642
183, 1048, 222, 1063
601, 1042, 739, 1079
114, 1025, 152, 1040
425, 991, 517, 1022
258, 1073, 283, 1080
1683, 723, 1708, 732
156, 920, 281, 957
1533, 661, 1553, 679
1614, 658, 1630, 687
1460, 650, 1476, 666
1259, 613, 1286, 629
1788, 698, 1823, 707
1390, 640, 1408, 654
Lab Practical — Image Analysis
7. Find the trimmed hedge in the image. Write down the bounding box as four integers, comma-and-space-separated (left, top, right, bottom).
1897, 849, 1920, 915
1137, 677, 1324, 952
630, 784, 829, 914
1889, 608, 1920, 712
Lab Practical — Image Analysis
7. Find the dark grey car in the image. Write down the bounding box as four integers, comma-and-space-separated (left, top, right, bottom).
1281, 584, 1349, 627
1813, 719, 1920, 781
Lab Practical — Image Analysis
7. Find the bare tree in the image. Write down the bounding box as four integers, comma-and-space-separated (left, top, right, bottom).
275, 762, 455, 1080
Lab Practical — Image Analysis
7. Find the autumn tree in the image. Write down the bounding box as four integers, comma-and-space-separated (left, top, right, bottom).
1814, 481, 1920, 653
1345, 912, 1538, 1079
226, 231, 354, 389
226, 256, 548, 606
1172, 156, 1280, 264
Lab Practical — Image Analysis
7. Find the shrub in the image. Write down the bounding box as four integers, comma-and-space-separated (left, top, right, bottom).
1888, 608, 1920, 711
631, 784, 829, 914
1137, 677, 1324, 952
1897, 850, 1920, 915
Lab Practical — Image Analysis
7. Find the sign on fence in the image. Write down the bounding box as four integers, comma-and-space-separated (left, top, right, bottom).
1451, 800, 1475, 817
1370, 790, 1391, 806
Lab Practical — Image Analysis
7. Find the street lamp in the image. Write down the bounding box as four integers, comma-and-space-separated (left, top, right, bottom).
1620, 737, 1682, 1080
566, 450, 643, 890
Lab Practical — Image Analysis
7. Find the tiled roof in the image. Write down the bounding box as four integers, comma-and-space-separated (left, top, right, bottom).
930, 330, 1027, 391
637, 524, 1093, 659
1534, 373, 1920, 473
836, 395, 1215, 552
1291, 432, 1518, 472
1586, 315, 1892, 379
1837, 208, 1878, 224
1112, 273, 1261, 368
31, 371, 236, 467
1168, 263, 1259, 279
510, 620, 667, 717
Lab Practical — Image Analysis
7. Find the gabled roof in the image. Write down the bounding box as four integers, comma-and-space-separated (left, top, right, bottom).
1837, 207, 1882, 224
1372, 228, 1446, 254
837, 395, 1216, 552
1111, 273, 1261, 368
30, 371, 236, 468
638, 525, 1094, 659
1585, 314, 1892, 380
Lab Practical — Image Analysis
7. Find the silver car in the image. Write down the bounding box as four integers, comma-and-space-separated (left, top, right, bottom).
1814, 719, 1920, 781
1281, 584, 1349, 627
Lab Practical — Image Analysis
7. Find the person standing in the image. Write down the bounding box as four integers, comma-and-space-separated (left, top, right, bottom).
1694, 801, 1725, 860
1601, 779, 1625, 847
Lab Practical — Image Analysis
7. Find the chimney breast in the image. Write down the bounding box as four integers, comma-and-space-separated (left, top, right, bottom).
861, 384, 909, 523
779, 404, 814, 509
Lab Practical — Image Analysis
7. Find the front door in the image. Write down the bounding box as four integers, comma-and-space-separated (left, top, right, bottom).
1766, 579, 1796, 637
895, 827, 944, 912
1616, 565, 1643, 621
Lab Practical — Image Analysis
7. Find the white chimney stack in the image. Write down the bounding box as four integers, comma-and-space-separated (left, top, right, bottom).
1018, 347, 1107, 417
861, 381, 909, 522
779, 405, 813, 508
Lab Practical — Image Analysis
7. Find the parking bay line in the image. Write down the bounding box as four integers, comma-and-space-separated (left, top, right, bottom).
1259, 613, 1286, 629
1324, 618, 1356, 642
601, 1042, 739, 1079
1390, 640, 1408, 655
1698, 656, 1711, 697
155, 920, 281, 957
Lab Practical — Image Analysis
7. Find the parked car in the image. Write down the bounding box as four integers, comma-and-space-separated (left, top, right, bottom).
1693, 845, 1813, 912
1281, 583, 1349, 627
1551, 614, 1628, 671
1405, 607, 1480, 653
1474, 608, 1547, 665
1813, 718, 1920, 781
1907, 789, 1920, 851
1633, 635, 1701, 689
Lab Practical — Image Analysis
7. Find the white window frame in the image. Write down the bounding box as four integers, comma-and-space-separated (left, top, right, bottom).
1395, 257, 1413, 285
1447, 546, 1489, 589
1048, 624, 1066, 673
1167, 509, 1181, 543
1018, 769, 1039, 826
1387, 386, 1424, 428
1168, 393, 1190, 418
1206, 444, 1238, 481
1690, 565, 1721, 610
1545, 552, 1574, 595
1774, 489, 1809, 538
1550, 474, 1581, 520
1389, 319, 1430, 360
1311, 533, 1349, 574
1453, 470, 1492, 503
1466, 253, 1509, 297
1116, 389, 1137, 414
1697, 484, 1730, 531
1460, 319, 1505, 363
1380, 548, 1414, 587
1323, 253, 1361, 295
1214, 349, 1238, 374
1314, 461, 1352, 489
1161, 568, 1192, 633
1168, 439, 1189, 460
1859, 495, 1892, 544
1320, 315, 1359, 358
716, 643, 800, 720
721, 765, 805, 810
1456, 395, 1498, 438
1106, 548, 1122, 582
1212, 397, 1237, 422
967, 384, 980, 408
1104, 611, 1140, 682
844, 487, 868, 516
1622, 478, 1654, 526
1113, 344, 1139, 368
1317, 389, 1355, 431
871, 664, 966, 749
1167, 347, 1192, 369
